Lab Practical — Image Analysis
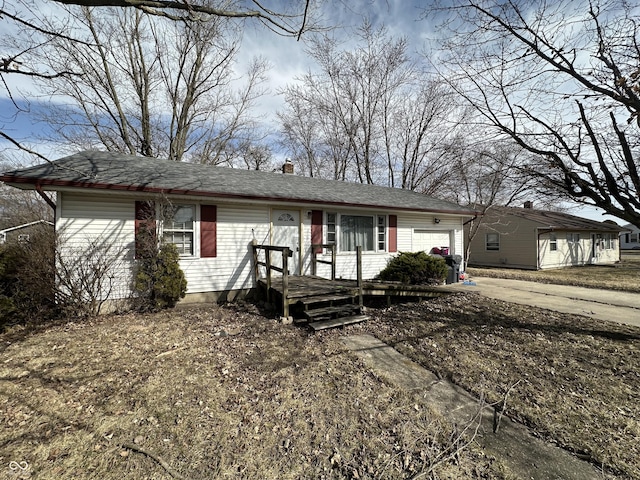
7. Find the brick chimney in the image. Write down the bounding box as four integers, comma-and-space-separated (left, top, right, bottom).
524, 201, 533, 209
282, 159, 294, 175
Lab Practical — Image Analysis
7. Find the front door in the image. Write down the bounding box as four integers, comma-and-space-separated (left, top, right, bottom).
271, 209, 301, 275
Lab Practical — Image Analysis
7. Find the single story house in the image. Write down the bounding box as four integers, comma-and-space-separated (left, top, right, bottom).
620, 223, 640, 250
466, 203, 626, 270
0, 151, 475, 305
0, 220, 53, 244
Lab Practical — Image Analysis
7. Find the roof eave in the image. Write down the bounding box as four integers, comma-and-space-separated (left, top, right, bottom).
2, 176, 477, 216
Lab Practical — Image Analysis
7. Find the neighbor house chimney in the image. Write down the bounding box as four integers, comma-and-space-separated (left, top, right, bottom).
282, 159, 294, 174
524, 201, 533, 209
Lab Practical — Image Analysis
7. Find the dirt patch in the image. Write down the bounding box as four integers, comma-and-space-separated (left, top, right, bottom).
361, 293, 640, 479
1, 302, 502, 480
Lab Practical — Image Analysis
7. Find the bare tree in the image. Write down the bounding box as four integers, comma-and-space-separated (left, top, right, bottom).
51, 0, 313, 37
431, 0, 640, 228
441, 139, 546, 264
279, 21, 465, 190
31, 5, 269, 162
0, 0, 315, 159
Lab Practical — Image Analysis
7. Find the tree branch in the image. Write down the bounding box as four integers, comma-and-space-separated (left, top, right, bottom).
52, 0, 310, 37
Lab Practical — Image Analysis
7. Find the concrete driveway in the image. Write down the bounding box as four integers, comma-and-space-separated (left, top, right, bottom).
447, 277, 640, 327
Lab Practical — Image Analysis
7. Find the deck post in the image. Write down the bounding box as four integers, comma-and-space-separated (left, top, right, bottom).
356, 246, 363, 308
282, 248, 290, 318
251, 240, 259, 285
265, 247, 272, 303
311, 247, 317, 276
330, 244, 336, 280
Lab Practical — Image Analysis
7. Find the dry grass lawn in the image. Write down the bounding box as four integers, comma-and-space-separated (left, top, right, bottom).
2, 259, 639, 479
1, 303, 502, 480
366, 294, 640, 479
466, 251, 640, 293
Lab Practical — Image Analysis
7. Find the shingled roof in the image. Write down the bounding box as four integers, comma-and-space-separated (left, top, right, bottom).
491, 205, 625, 232
0, 151, 476, 215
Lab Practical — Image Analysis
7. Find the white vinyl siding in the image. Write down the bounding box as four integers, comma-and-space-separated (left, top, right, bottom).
58, 192, 469, 300
57, 192, 136, 301
179, 204, 270, 293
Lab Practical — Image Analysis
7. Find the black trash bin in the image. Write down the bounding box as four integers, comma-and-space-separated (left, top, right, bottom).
444, 255, 462, 284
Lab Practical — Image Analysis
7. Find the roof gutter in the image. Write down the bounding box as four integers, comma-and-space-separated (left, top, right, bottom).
2, 176, 477, 217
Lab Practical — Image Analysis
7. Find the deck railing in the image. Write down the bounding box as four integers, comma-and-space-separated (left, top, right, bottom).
310, 243, 363, 310
252, 240, 363, 318
310, 243, 336, 280
251, 240, 293, 316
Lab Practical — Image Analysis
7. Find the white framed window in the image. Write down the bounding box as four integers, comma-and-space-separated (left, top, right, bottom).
486, 233, 500, 251
549, 233, 557, 251
162, 204, 195, 256
377, 215, 386, 251
340, 214, 375, 252
631, 233, 639, 243
326, 212, 336, 246
603, 233, 615, 250
325, 212, 390, 253
567, 233, 581, 244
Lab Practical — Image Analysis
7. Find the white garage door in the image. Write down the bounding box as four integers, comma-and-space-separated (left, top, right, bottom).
413, 230, 451, 254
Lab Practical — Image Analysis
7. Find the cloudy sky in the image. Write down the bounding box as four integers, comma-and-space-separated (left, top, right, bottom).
237, 0, 435, 118
0, 0, 621, 222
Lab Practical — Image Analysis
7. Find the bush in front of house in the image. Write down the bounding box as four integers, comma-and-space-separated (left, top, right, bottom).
378, 251, 448, 285
0, 229, 56, 330
134, 242, 187, 311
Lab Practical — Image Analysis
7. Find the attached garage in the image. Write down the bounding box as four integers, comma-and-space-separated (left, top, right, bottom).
412, 229, 452, 254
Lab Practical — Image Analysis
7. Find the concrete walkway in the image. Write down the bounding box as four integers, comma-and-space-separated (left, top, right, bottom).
342, 334, 604, 480
446, 277, 640, 327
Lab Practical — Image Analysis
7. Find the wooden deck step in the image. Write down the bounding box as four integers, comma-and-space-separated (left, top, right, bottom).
303, 304, 361, 321
298, 293, 356, 306
309, 315, 370, 331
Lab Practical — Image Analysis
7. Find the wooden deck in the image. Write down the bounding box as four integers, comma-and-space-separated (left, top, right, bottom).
258, 275, 359, 300
258, 275, 451, 314
261, 276, 448, 298
252, 242, 451, 329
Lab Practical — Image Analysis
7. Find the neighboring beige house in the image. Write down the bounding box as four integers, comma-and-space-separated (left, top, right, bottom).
0, 220, 53, 244
466, 204, 626, 270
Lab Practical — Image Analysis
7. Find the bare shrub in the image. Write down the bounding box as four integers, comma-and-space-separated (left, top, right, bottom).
0, 224, 56, 328
55, 236, 130, 317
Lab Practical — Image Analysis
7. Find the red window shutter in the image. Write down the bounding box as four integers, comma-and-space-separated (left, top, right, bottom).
311, 210, 323, 254
200, 205, 217, 258
135, 201, 156, 259
388, 214, 397, 252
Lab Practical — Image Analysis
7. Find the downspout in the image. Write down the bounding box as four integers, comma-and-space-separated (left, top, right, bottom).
536, 228, 541, 270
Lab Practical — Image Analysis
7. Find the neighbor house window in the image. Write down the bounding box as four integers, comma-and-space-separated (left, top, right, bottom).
567, 233, 580, 244
486, 233, 500, 251
631, 233, 638, 243
549, 233, 557, 251
340, 215, 374, 251
603, 233, 615, 250
163, 204, 195, 256
377, 216, 386, 251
